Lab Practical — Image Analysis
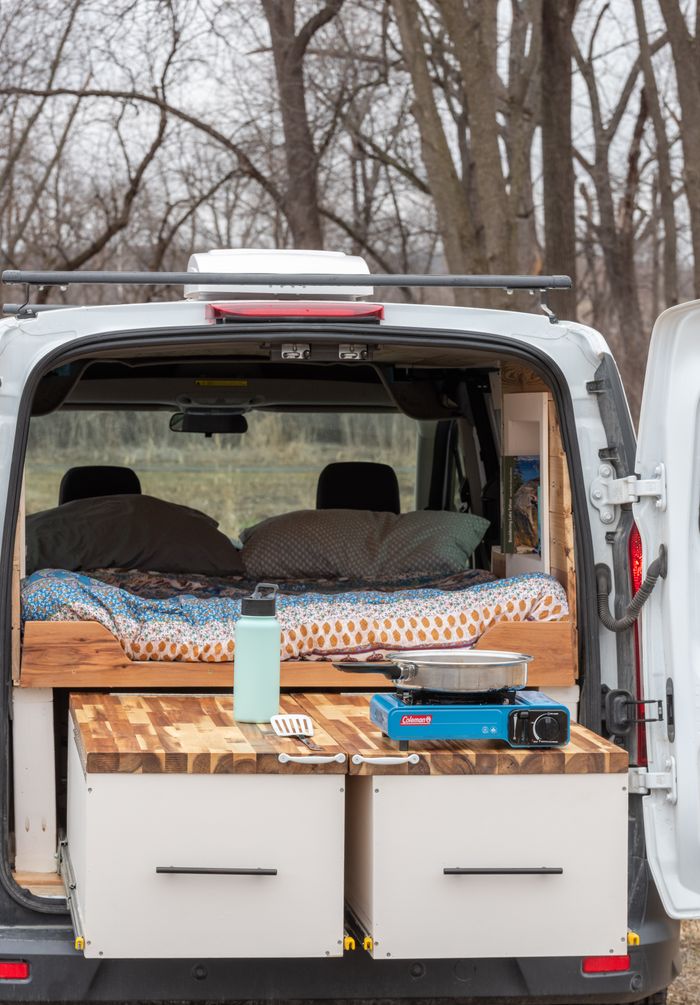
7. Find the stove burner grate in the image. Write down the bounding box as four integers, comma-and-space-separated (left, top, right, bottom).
396, 687, 518, 706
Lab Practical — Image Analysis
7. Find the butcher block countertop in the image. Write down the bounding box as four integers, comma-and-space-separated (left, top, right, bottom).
296, 693, 628, 776
69, 693, 346, 775
70, 692, 627, 777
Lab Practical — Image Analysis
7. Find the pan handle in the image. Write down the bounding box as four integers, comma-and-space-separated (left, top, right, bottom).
332, 662, 402, 680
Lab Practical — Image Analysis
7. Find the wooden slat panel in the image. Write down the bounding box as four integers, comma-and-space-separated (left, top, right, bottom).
500, 376, 577, 656
11, 478, 25, 685
474, 620, 576, 686
548, 451, 567, 516
69, 693, 346, 774
20, 620, 577, 689
501, 361, 549, 393
549, 512, 574, 585
547, 396, 577, 651
20, 621, 389, 690
297, 693, 627, 776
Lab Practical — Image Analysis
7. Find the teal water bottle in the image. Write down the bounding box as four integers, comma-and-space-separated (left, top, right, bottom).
233, 583, 281, 723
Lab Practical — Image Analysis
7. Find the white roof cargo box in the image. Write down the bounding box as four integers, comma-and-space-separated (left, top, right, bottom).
184, 249, 373, 300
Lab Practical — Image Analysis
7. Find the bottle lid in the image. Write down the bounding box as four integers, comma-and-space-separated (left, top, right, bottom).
241, 582, 278, 616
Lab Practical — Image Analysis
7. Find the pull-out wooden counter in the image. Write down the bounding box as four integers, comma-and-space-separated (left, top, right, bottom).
296, 694, 629, 961
66, 694, 347, 960
296, 692, 626, 775
67, 692, 628, 962
69, 692, 346, 774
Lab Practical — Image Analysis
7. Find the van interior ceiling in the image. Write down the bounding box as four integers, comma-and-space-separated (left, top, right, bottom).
11, 338, 579, 907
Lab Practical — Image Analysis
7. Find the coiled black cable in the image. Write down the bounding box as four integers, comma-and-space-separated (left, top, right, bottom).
596, 545, 667, 632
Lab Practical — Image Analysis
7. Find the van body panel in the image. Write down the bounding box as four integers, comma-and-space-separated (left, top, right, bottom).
0, 920, 680, 1003
0, 296, 679, 998
634, 297, 700, 918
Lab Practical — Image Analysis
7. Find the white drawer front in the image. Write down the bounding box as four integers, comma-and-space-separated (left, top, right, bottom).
68, 736, 345, 958
346, 773, 628, 959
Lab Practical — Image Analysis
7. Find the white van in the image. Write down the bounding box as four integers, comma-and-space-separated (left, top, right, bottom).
0, 249, 694, 1004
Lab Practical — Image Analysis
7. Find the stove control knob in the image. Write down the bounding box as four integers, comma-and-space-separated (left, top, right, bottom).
532, 713, 561, 743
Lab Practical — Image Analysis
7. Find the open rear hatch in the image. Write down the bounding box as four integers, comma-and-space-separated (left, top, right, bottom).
633, 298, 700, 919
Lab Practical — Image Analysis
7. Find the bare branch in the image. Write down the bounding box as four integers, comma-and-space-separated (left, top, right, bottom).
0, 84, 285, 210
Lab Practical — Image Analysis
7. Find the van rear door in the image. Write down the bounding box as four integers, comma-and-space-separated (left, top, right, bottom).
634, 299, 700, 919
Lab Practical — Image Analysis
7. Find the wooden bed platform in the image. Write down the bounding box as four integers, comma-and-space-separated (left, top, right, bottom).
19, 618, 577, 689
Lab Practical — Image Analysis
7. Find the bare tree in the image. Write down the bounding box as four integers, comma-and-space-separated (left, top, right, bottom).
657, 0, 700, 298
572, 7, 666, 412
541, 0, 578, 319
391, 0, 482, 294
633, 0, 678, 308
260, 0, 345, 248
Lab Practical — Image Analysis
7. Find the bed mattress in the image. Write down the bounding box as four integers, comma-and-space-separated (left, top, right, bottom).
21, 568, 568, 663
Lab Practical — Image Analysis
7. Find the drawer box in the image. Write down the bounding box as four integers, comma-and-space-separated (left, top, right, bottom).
66, 694, 346, 959
346, 773, 628, 959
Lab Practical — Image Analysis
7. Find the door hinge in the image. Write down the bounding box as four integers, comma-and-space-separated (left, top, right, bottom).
280, 342, 310, 360
590, 463, 666, 525
629, 758, 677, 804
338, 343, 369, 361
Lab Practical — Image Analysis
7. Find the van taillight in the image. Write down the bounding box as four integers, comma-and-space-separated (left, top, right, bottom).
582, 954, 630, 974
629, 523, 643, 595
0, 961, 29, 980
206, 301, 384, 322
629, 523, 647, 766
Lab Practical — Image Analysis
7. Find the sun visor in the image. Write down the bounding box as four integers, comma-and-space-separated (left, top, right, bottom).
31, 362, 89, 415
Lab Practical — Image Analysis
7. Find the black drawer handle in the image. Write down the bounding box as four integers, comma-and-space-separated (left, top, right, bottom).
443, 867, 563, 875
156, 867, 277, 876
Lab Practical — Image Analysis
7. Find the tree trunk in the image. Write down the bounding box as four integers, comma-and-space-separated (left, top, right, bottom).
612, 91, 649, 419
633, 0, 678, 308
436, 0, 514, 272
505, 0, 542, 275
261, 0, 327, 249
540, 0, 577, 320
658, 0, 700, 297
391, 0, 483, 301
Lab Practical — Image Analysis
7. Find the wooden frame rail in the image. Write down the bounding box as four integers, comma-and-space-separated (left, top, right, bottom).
19, 619, 576, 689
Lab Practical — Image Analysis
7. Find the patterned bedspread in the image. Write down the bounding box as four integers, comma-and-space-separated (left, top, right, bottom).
21, 568, 568, 663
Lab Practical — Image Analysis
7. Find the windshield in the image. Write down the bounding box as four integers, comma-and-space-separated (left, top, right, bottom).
25, 410, 418, 537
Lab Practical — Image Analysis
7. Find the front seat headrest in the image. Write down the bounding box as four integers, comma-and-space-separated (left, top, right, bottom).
316, 461, 401, 514
59, 465, 142, 505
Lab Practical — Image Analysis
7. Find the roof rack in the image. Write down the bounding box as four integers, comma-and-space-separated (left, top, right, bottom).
1, 269, 572, 321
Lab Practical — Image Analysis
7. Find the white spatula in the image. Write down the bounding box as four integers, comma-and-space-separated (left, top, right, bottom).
270, 713, 322, 751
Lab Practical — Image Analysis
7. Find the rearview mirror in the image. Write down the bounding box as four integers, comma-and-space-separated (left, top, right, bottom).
169, 411, 249, 435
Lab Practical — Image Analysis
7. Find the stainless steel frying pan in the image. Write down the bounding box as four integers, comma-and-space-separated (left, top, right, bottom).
333, 648, 532, 693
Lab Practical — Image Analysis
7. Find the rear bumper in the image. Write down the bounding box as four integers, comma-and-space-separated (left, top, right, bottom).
0, 919, 680, 1003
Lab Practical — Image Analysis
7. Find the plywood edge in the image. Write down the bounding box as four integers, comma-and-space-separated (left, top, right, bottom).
13, 870, 64, 897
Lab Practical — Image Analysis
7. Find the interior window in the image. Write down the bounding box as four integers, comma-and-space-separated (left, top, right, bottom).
25, 410, 418, 538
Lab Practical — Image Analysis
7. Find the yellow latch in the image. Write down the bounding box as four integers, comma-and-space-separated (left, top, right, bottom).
363, 936, 373, 952
343, 935, 356, 951
627, 931, 640, 947
74, 936, 85, 952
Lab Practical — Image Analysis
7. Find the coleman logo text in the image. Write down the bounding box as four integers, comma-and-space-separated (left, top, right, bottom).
399, 713, 433, 726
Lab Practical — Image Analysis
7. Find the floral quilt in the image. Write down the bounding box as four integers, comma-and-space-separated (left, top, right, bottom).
21, 568, 568, 663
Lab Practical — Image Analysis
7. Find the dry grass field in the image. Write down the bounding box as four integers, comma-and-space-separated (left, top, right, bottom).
668, 921, 700, 1004
24, 410, 418, 532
